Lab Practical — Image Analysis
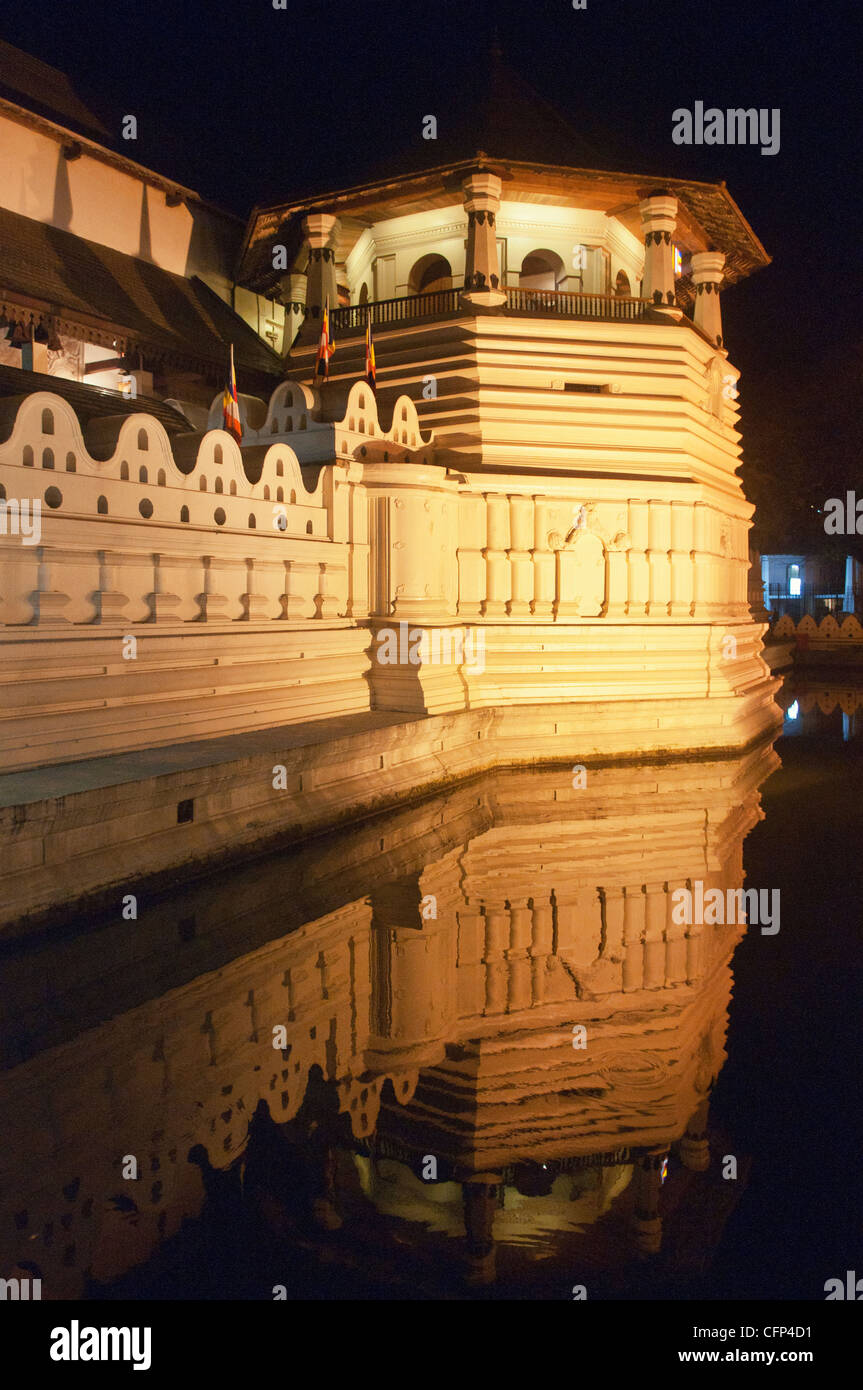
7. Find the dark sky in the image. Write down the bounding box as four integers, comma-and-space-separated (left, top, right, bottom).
2, 0, 861, 545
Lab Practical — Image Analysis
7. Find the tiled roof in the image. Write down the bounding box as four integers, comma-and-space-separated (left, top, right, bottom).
0, 363, 194, 445
0, 41, 110, 141
0, 206, 281, 380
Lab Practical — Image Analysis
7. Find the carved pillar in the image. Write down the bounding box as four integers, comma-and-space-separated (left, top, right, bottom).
197, 555, 229, 622
279, 270, 308, 353
691, 250, 726, 347
299, 213, 338, 340
531, 499, 555, 619
670, 501, 694, 617
462, 1174, 501, 1285
626, 501, 649, 616
530, 900, 554, 1005
95, 550, 129, 624
240, 557, 270, 621
622, 885, 645, 992
642, 882, 666, 989
507, 497, 533, 617
461, 173, 507, 308
639, 194, 679, 310
679, 1098, 711, 1171
631, 1151, 666, 1255
33, 548, 71, 625
148, 553, 181, 623
647, 500, 671, 616
483, 908, 509, 1014
482, 494, 510, 617
506, 901, 533, 1011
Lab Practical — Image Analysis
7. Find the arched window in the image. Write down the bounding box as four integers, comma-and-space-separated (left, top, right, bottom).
66, 452, 76, 471
359, 394, 366, 410
289, 490, 296, 504
408, 254, 452, 296
214, 444, 223, 464
229, 480, 236, 495
23, 446, 34, 467
199, 476, 207, 491
285, 417, 293, 432
42, 448, 54, 469
137, 429, 148, 451
263, 485, 270, 500
120, 461, 129, 480
97, 495, 108, 514
276, 487, 284, 502
615, 269, 631, 297
519, 249, 566, 292
42, 409, 54, 435
359, 283, 369, 305
157, 469, 166, 486
276, 460, 283, 476
138, 466, 148, 483
180, 505, 190, 523
215, 476, 223, 493
248, 513, 256, 528
306, 520, 313, 534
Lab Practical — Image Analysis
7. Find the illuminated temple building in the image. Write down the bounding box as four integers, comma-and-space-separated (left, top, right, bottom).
0, 37, 789, 1298
0, 43, 779, 924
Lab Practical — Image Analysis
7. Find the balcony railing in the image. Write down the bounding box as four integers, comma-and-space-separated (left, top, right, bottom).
330, 287, 651, 333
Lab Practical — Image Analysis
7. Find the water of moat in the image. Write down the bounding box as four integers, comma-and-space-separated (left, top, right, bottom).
1, 672, 861, 1302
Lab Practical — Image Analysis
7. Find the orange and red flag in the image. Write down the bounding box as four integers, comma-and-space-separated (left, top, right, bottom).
222, 343, 242, 443
315, 298, 334, 381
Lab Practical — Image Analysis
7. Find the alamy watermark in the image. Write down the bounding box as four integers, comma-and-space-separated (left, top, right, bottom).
671, 880, 780, 934
0, 497, 41, 544
374, 622, 485, 673
672, 103, 780, 156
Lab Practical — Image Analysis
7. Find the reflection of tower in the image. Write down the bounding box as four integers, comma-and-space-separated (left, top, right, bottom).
462, 1173, 502, 1285
365, 861, 458, 1074
631, 1151, 667, 1256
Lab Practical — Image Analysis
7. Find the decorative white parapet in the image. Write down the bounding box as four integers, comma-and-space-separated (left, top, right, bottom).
0, 369, 774, 770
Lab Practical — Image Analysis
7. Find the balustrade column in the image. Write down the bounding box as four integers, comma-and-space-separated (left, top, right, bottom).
531, 498, 555, 619
461, 172, 507, 308
642, 882, 667, 988
639, 193, 679, 311
33, 547, 71, 625
622, 885, 645, 992
507, 496, 533, 617
484, 908, 509, 1014
482, 495, 510, 617
626, 501, 649, 616
647, 501, 671, 615
278, 270, 307, 353
95, 549, 129, 624
679, 1098, 711, 1171
507, 901, 533, 1010
529, 899, 554, 1004
691, 250, 726, 347
670, 501, 694, 617
299, 213, 339, 342
631, 1151, 667, 1256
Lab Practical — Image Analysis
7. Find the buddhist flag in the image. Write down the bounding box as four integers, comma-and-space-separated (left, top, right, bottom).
222, 343, 242, 443
364, 312, 376, 391
315, 298, 334, 380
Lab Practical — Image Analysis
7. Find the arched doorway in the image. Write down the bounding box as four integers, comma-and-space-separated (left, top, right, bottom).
408, 254, 452, 296
519, 249, 566, 291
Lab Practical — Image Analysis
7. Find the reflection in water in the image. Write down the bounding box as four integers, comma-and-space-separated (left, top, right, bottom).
778, 677, 863, 740
0, 740, 780, 1299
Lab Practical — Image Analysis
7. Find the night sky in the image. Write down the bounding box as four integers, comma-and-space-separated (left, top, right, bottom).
2, 0, 860, 551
